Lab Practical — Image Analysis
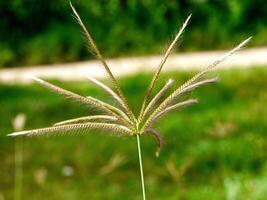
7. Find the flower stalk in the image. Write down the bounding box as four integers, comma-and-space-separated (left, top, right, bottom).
136, 134, 146, 200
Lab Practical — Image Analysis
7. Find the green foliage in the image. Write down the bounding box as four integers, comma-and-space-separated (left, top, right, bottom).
1, 67, 267, 199
0, 0, 266, 67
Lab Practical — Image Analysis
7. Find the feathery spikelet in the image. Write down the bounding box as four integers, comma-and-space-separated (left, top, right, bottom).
54, 115, 117, 126
139, 15, 191, 121
150, 99, 198, 126
144, 128, 164, 157
85, 96, 132, 125
142, 38, 251, 131
87, 76, 128, 112
69, 1, 135, 122
31, 76, 131, 126
9, 3, 251, 157
8, 122, 131, 137
32, 76, 113, 113
156, 77, 219, 110
173, 37, 251, 93
142, 79, 173, 120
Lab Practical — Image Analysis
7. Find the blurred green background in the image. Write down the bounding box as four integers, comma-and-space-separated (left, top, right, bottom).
1, 0, 267, 200
0, 0, 267, 67
1, 69, 267, 199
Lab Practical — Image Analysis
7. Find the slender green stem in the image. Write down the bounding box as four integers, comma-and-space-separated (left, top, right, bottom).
14, 137, 23, 200
136, 134, 146, 200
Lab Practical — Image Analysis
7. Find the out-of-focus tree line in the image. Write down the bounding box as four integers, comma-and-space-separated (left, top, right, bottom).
0, 0, 266, 67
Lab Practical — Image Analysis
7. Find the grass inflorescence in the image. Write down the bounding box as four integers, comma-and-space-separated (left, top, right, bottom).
7, 2, 251, 199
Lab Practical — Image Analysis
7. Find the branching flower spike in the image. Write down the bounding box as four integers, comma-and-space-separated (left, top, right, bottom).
8, 2, 251, 200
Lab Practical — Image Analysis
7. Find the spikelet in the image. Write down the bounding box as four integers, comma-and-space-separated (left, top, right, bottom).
54, 115, 117, 126
149, 99, 198, 126
162, 77, 219, 108
31, 76, 131, 126
173, 37, 251, 93
8, 122, 132, 137
32, 76, 112, 113
87, 76, 129, 113
142, 38, 251, 131
70, 2, 135, 122
142, 79, 173, 120
139, 15, 191, 120
85, 96, 133, 126
144, 128, 164, 157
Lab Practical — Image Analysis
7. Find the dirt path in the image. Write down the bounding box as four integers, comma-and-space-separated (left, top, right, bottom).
0, 47, 266, 84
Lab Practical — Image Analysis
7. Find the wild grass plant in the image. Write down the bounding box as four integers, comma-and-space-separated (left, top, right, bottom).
12, 113, 26, 200
8, 2, 251, 199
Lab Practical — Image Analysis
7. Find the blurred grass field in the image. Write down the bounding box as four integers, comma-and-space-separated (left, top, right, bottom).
1, 67, 267, 200
1, 0, 266, 67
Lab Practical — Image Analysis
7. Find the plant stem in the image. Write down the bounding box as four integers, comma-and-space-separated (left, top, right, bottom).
14, 137, 23, 200
136, 134, 146, 200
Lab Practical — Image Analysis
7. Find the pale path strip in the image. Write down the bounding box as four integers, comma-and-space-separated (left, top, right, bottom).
0, 47, 267, 84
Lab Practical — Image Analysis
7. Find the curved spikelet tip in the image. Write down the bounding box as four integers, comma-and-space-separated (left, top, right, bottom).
244, 37, 252, 47
69, 1, 79, 17
86, 76, 99, 83
29, 75, 43, 83
86, 76, 94, 80
69, 1, 74, 9
243, 36, 252, 44
237, 37, 252, 50
236, 37, 252, 51
187, 14, 192, 21
167, 79, 174, 85
191, 99, 198, 104
184, 14, 192, 26
212, 77, 220, 82
7, 131, 28, 137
